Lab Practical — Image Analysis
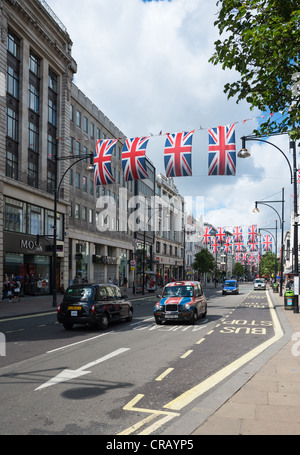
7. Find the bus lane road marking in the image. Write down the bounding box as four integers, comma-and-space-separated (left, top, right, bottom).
164, 290, 283, 411
120, 290, 283, 434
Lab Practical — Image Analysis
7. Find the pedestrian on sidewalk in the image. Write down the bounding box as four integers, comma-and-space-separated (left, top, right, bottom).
13, 278, 21, 303
2, 277, 11, 302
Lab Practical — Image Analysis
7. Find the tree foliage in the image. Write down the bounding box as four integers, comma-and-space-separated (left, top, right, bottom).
210, 0, 300, 140
259, 251, 277, 276
193, 249, 215, 275
233, 261, 246, 278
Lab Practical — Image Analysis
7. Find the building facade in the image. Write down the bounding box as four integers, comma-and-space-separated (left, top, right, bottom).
155, 173, 184, 284
1, 0, 76, 294
0, 0, 135, 295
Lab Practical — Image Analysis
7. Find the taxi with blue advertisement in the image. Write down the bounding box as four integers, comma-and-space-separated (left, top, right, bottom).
222, 279, 239, 295
154, 281, 207, 324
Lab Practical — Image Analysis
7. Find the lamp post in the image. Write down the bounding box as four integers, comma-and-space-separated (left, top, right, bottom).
52, 152, 94, 307
258, 225, 277, 282
253, 189, 284, 296
240, 135, 299, 313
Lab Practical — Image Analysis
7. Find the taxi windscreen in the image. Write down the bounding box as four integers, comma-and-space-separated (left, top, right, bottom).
162, 286, 193, 297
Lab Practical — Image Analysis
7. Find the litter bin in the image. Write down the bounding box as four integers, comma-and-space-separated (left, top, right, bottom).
273, 283, 279, 293
284, 290, 294, 310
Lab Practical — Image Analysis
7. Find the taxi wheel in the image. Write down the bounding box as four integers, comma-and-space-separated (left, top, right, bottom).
98, 314, 109, 330
190, 311, 198, 324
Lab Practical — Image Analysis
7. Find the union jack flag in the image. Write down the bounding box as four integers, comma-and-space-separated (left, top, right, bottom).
202, 226, 212, 245
208, 124, 236, 176
235, 253, 241, 261
224, 236, 233, 253
234, 242, 244, 252
248, 224, 258, 243
215, 226, 226, 244
211, 237, 220, 254
122, 137, 150, 181
262, 234, 272, 252
233, 226, 243, 242
94, 139, 117, 186
164, 131, 194, 177
248, 242, 258, 252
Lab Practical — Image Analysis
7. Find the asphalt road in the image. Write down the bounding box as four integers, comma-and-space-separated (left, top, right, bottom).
0, 283, 279, 435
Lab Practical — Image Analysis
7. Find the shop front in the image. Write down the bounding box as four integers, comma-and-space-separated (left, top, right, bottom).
3, 232, 53, 295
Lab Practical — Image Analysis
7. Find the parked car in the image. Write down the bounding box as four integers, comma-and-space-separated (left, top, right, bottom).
154, 281, 207, 324
57, 284, 133, 330
253, 278, 266, 290
222, 279, 239, 295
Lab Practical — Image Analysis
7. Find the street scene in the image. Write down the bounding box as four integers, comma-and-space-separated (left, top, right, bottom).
1, 0, 300, 440
0, 282, 294, 437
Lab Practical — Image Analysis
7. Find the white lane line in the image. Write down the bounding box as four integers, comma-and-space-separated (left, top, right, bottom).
35, 347, 130, 390
46, 331, 112, 353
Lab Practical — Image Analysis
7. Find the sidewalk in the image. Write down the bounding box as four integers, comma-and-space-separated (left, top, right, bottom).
191, 291, 300, 435
0, 287, 155, 319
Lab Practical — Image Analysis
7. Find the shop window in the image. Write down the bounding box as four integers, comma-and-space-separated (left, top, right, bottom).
28, 204, 43, 235
4, 197, 26, 233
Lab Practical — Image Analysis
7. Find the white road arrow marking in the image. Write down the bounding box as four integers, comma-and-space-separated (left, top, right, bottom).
35, 348, 130, 391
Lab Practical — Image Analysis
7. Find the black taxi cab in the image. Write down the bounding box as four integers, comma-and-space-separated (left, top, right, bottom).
154, 281, 207, 324
57, 283, 133, 330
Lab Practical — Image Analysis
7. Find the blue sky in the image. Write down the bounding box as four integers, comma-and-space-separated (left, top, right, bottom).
47, 0, 293, 238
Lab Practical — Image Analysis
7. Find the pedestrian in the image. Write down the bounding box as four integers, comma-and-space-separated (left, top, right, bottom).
108, 277, 112, 284
13, 278, 21, 303
2, 277, 10, 302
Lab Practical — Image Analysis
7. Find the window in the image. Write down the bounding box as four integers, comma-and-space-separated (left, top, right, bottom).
4, 197, 26, 233
28, 121, 39, 153
90, 122, 94, 139
29, 83, 39, 113
7, 65, 19, 98
69, 169, 73, 185
47, 168, 55, 194
28, 205, 43, 235
6, 107, 18, 141
82, 176, 87, 192
48, 69, 57, 92
82, 206, 87, 221
47, 134, 56, 160
75, 172, 80, 188
76, 110, 81, 127
6, 150, 18, 180
70, 104, 74, 121
75, 204, 80, 219
84, 116, 88, 133
89, 209, 93, 223
7, 31, 20, 59
29, 51, 40, 77
48, 98, 56, 126
28, 159, 38, 188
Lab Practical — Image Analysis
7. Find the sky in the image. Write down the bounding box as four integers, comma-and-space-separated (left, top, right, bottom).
47, 0, 295, 247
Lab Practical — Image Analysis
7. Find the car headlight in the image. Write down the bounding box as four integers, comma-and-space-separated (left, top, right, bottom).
184, 303, 191, 310
155, 303, 163, 310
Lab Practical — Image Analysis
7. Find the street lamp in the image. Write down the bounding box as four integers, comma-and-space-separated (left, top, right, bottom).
258, 225, 277, 284
52, 152, 94, 307
240, 134, 299, 313
253, 189, 284, 296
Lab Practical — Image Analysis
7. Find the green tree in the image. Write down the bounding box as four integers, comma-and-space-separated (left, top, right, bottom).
259, 251, 277, 277
210, 0, 300, 140
193, 249, 215, 276
233, 262, 246, 279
